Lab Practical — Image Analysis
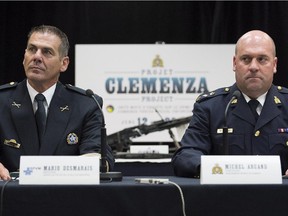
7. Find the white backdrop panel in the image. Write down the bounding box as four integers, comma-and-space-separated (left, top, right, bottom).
75, 44, 235, 142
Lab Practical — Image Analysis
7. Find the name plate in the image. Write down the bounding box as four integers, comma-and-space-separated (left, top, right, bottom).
200, 155, 282, 184
19, 155, 100, 185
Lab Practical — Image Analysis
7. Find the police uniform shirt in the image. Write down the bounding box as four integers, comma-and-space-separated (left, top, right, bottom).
172, 84, 288, 177
0, 80, 115, 172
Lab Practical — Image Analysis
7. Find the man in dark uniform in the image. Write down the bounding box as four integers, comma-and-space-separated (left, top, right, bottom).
172, 30, 288, 177
0, 25, 114, 180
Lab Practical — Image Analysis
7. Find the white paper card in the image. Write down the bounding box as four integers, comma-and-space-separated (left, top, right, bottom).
200, 155, 282, 184
130, 145, 169, 154
19, 155, 100, 185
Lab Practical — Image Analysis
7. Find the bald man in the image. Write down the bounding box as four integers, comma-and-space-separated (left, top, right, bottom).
172, 30, 288, 177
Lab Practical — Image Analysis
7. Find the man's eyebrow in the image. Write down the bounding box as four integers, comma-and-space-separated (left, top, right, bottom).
27, 43, 36, 47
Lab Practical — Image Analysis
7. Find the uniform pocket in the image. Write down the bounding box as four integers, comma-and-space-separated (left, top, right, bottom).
268, 133, 288, 151
228, 134, 245, 153
211, 133, 245, 154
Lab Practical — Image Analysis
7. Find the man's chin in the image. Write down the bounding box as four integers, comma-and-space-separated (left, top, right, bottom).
246, 80, 263, 89
27, 76, 47, 85
26, 72, 44, 80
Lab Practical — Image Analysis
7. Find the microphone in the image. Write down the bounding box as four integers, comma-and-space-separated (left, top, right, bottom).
155, 108, 180, 149
86, 89, 122, 181
222, 90, 241, 155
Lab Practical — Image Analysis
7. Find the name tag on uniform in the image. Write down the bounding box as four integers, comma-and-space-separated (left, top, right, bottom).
200, 155, 282, 184
19, 155, 100, 185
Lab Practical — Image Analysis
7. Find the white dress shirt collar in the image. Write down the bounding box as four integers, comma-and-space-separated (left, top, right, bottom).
242, 92, 267, 107
26, 80, 57, 112
242, 91, 267, 115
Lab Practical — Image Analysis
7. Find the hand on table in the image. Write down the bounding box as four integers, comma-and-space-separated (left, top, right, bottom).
0, 163, 11, 181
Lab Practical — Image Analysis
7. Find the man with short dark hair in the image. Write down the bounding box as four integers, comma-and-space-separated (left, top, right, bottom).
0, 25, 114, 180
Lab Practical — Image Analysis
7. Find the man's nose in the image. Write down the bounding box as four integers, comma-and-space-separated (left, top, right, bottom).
249, 58, 259, 72
33, 50, 43, 64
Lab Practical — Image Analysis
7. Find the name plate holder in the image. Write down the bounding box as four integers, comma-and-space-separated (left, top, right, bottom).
200, 155, 282, 184
19, 155, 100, 185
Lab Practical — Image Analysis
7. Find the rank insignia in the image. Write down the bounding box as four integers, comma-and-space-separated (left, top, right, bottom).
274, 96, 281, 104
66, 133, 79, 145
217, 128, 234, 134
4, 139, 21, 148
12, 101, 21, 108
60, 105, 69, 112
231, 99, 238, 104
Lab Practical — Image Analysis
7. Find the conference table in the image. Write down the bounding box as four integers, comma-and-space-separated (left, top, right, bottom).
1, 176, 288, 216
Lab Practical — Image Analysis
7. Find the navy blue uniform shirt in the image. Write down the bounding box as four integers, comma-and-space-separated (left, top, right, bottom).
172, 83, 288, 177
0, 80, 114, 172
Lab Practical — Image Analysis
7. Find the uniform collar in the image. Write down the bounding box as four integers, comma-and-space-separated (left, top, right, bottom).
26, 80, 56, 110
241, 92, 267, 108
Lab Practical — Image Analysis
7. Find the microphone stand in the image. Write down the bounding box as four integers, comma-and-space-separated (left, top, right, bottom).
222, 122, 229, 155
86, 89, 122, 182
99, 124, 122, 181
223, 90, 241, 155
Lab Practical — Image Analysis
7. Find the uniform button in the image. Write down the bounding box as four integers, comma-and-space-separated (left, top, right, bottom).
255, 130, 260, 137
286, 141, 288, 146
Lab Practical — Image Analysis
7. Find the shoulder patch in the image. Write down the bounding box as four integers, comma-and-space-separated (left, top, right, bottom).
0, 82, 18, 91
196, 87, 231, 103
277, 86, 288, 94
65, 84, 87, 96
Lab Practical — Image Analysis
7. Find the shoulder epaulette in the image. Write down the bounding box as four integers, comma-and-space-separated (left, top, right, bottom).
276, 86, 288, 94
0, 82, 18, 91
196, 87, 231, 103
65, 84, 87, 96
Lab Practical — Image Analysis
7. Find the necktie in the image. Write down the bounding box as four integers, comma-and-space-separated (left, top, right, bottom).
248, 99, 259, 121
35, 94, 46, 143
